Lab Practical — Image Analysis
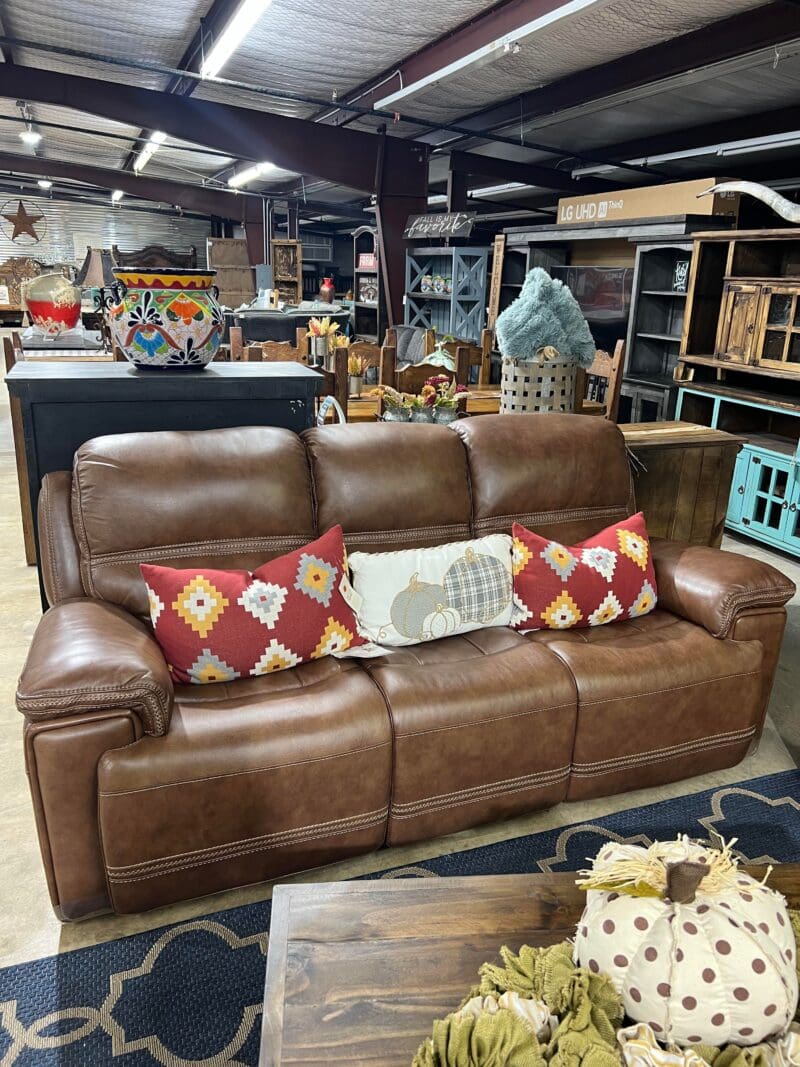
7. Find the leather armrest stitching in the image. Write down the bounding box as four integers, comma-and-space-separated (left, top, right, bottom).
18, 682, 168, 735
42, 478, 61, 604
714, 586, 794, 638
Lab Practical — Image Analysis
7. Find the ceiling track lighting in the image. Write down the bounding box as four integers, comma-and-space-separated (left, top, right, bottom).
133, 130, 167, 173
228, 161, 276, 188
111, 189, 124, 202
200, 0, 274, 79
37, 178, 52, 189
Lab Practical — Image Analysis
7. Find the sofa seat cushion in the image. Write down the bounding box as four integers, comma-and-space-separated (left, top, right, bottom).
365, 628, 578, 846
526, 609, 764, 800
97, 658, 392, 913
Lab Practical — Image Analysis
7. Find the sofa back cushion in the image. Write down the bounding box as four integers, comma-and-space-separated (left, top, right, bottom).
303, 423, 472, 553
72, 426, 315, 617
452, 413, 633, 544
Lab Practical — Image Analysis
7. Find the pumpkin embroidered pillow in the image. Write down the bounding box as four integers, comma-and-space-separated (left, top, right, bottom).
512, 513, 657, 632
140, 525, 367, 684
347, 534, 514, 647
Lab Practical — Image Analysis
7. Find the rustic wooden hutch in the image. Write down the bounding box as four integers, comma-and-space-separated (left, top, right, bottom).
676, 229, 800, 557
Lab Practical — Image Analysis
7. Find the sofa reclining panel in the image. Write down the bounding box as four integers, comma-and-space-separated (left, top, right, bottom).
453, 414, 634, 544
303, 423, 472, 551
98, 658, 392, 913
72, 426, 315, 617
365, 628, 578, 845
527, 610, 764, 799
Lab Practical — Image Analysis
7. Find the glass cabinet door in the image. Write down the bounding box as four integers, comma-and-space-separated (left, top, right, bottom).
741, 452, 794, 540
781, 464, 800, 553
755, 287, 800, 371
727, 449, 752, 526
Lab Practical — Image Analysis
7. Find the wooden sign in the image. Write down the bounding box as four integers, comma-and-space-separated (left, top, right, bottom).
487, 233, 506, 330
557, 178, 739, 226
404, 212, 476, 240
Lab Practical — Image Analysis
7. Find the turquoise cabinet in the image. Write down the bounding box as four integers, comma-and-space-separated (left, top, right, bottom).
676, 384, 800, 558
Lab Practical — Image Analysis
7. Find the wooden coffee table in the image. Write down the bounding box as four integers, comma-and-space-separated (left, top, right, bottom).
259, 866, 799, 1065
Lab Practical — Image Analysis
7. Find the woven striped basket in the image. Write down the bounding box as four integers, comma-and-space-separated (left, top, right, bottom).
500, 348, 577, 414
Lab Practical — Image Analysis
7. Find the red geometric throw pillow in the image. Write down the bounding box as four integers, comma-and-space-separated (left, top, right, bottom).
140, 525, 367, 684
511, 512, 657, 632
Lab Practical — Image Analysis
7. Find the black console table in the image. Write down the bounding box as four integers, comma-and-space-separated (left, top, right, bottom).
5, 361, 322, 605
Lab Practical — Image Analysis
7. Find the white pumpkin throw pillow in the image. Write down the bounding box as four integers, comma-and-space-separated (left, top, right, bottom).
348, 535, 513, 646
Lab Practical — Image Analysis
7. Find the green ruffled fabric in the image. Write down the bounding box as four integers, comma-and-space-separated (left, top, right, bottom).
412, 941, 622, 1067
412, 1009, 546, 1067
412, 909, 799, 1066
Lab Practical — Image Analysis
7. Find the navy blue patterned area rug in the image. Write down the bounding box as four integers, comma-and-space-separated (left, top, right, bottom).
1, 769, 798, 1065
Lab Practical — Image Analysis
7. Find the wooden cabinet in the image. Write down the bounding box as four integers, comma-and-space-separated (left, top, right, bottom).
715, 282, 760, 363
714, 280, 800, 369
676, 382, 800, 557
271, 240, 303, 304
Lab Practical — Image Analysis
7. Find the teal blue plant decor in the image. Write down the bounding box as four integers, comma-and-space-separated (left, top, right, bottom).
495, 268, 595, 368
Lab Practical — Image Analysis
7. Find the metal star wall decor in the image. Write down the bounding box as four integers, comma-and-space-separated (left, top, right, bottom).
1, 200, 46, 243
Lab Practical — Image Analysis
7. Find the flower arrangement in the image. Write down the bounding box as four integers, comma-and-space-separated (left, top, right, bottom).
424, 374, 468, 409
306, 315, 340, 339
371, 385, 413, 413
348, 352, 367, 377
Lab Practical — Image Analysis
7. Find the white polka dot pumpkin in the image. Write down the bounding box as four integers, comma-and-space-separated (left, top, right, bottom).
574, 840, 798, 1048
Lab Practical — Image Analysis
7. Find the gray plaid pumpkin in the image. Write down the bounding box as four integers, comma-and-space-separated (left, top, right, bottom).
443, 547, 511, 624
390, 574, 450, 640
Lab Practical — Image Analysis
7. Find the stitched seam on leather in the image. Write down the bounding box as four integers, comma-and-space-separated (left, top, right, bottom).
42, 477, 61, 604
18, 683, 166, 736
571, 728, 756, 776
395, 700, 575, 738
106, 808, 388, 881
579, 668, 761, 706
90, 535, 309, 568
391, 768, 570, 819
97, 738, 393, 795
345, 523, 471, 546
474, 505, 627, 530
72, 460, 97, 598
392, 765, 570, 813
715, 586, 794, 638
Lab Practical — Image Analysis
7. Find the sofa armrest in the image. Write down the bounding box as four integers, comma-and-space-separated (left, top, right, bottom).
651, 538, 795, 639
17, 599, 173, 736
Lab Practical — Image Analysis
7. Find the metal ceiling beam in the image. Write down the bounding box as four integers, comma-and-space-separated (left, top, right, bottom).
120, 0, 244, 172
572, 106, 800, 167
0, 150, 250, 218
447, 149, 618, 194
449, 1, 800, 142
0, 64, 428, 196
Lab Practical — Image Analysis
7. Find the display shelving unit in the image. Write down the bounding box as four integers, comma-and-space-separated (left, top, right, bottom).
352, 226, 384, 342
270, 239, 303, 304
675, 229, 800, 557
404, 245, 491, 343
620, 241, 692, 423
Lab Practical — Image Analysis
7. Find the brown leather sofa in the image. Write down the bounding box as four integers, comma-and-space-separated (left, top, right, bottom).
16, 414, 795, 919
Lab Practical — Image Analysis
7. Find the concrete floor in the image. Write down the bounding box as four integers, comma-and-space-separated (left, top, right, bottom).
0, 384, 797, 970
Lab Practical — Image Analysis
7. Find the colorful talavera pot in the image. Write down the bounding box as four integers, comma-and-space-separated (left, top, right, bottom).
106, 269, 223, 370
24, 273, 81, 336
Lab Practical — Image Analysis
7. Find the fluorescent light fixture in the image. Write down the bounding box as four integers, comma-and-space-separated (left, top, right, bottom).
111, 189, 124, 202
572, 130, 800, 177
37, 178, 52, 189
19, 127, 42, 147
427, 193, 447, 205
201, 0, 273, 79
133, 130, 167, 173
470, 181, 529, 198
375, 0, 608, 108
228, 161, 275, 188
